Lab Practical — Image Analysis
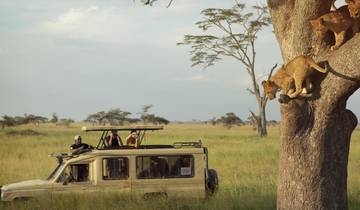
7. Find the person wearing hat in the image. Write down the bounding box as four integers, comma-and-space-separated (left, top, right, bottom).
70, 135, 90, 155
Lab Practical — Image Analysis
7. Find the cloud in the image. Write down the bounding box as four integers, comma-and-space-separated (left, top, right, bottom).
41, 6, 129, 43
38, 2, 204, 46
189, 75, 209, 81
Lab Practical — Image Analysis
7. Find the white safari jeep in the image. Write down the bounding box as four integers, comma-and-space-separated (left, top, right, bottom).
1, 126, 218, 201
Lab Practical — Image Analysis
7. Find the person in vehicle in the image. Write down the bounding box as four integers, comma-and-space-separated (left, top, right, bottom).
126, 130, 140, 148
106, 130, 123, 148
70, 135, 91, 155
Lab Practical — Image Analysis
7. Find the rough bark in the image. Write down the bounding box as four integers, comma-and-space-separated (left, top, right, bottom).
267, 0, 360, 209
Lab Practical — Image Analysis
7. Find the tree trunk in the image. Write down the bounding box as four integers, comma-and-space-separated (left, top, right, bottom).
267, 0, 360, 209
259, 103, 268, 137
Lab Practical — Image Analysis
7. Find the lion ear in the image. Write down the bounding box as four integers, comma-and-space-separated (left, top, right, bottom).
261, 80, 267, 86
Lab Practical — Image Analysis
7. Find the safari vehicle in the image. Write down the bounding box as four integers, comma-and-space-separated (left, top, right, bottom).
0, 126, 218, 201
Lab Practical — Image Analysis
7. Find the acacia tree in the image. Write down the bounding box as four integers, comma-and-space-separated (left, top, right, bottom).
178, 4, 273, 137
105, 108, 132, 125
217, 112, 243, 129
267, 0, 360, 209
139, 104, 153, 124
50, 113, 58, 124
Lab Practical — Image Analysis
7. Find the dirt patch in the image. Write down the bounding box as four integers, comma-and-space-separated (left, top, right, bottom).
5, 129, 45, 136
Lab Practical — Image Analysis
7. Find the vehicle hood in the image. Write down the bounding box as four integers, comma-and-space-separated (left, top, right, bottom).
2, 179, 49, 191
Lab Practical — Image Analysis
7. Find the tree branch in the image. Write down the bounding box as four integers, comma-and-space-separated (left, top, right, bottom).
247, 87, 255, 95
211, 20, 253, 65
327, 34, 360, 81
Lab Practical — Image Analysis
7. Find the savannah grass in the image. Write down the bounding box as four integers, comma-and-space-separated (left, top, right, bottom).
0, 124, 359, 210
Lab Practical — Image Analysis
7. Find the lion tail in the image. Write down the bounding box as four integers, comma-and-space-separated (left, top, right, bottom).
308, 58, 327, 73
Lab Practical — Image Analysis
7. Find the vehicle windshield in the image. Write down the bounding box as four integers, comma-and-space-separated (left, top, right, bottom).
47, 162, 64, 181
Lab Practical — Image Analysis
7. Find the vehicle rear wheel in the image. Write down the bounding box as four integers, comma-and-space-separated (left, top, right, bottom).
207, 169, 218, 195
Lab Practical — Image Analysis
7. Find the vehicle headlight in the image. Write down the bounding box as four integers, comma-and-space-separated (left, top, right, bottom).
1, 189, 12, 200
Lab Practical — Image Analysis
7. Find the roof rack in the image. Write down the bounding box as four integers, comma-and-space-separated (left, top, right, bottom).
173, 140, 202, 148
85, 125, 164, 149
82, 125, 163, 132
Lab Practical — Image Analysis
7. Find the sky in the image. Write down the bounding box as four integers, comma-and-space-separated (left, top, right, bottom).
0, 0, 359, 122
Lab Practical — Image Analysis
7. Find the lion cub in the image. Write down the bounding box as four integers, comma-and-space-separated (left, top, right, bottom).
262, 55, 327, 100
346, 0, 360, 17
310, 5, 359, 50
332, 0, 360, 17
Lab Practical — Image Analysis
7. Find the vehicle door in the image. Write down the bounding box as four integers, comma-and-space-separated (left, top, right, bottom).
133, 155, 167, 198
52, 162, 92, 195
95, 157, 131, 194
164, 155, 204, 197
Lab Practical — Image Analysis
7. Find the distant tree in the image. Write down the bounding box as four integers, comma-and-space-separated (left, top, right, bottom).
1, 115, 16, 129
13, 116, 26, 125
58, 118, 74, 127
153, 116, 170, 125
267, 120, 279, 126
85, 111, 107, 125
247, 111, 260, 131
217, 112, 243, 129
142, 114, 155, 124
84, 113, 98, 125
178, 3, 273, 136
86, 109, 136, 125
137, 105, 169, 125
126, 118, 142, 124
208, 117, 217, 126
105, 108, 132, 126
50, 113, 59, 124
23, 114, 48, 126
0, 114, 47, 127
139, 105, 153, 124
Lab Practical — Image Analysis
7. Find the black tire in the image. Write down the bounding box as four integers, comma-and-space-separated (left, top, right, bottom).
207, 169, 218, 195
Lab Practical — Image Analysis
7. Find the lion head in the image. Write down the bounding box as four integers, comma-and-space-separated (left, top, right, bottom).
346, 0, 360, 18
262, 80, 278, 100
310, 18, 327, 40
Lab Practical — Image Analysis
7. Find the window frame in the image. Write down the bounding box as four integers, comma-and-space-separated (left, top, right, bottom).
136, 155, 195, 179
56, 163, 90, 183
101, 157, 130, 181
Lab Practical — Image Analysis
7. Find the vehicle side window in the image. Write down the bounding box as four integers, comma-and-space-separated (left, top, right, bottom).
102, 158, 129, 180
136, 155, 194, 179
57, 164, 89, 183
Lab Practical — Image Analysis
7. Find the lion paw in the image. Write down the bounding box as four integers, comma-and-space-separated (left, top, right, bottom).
330, 45, 339, 51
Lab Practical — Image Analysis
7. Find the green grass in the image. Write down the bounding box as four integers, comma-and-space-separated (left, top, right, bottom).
0, 124, 359, 210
